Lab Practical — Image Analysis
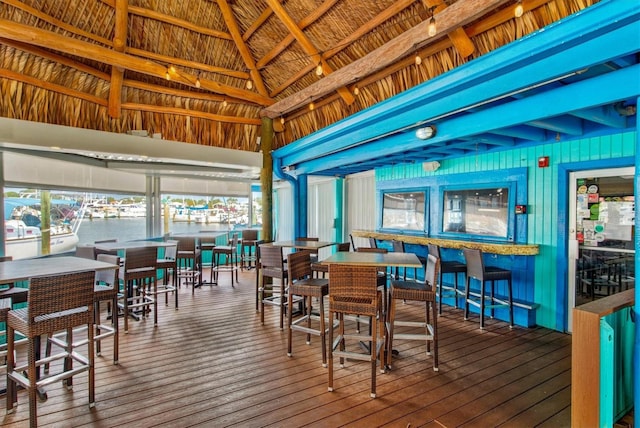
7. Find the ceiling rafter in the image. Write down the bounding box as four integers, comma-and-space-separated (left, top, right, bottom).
121, 103, 262, 125
216, 0, 270, 97
0, 68, 108, 106
0, 18, 274, 106
242, 1, 279, 42
99, 0, 233, 40
4, 0, 246, 80
269, 0, 416, 98
108, 0, 127, 119
256, 0, 339, 69
264, 0, 355, 106
262, 0, 510, 118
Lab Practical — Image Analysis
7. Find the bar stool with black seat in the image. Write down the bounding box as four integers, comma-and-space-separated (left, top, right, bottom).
240, 229, 259, 270
328, 263, 385, 398
386, 253, 439, 371
154, 240, 179, 308
391, 240, 426, 280
463, 248, 514, 329
46, 254, 122, 370
259, 244, 289, 330
175, 236, 201, 293
212, 233, 240, 286
6, 270, 96, 427
286, 250, 331, 367
118, 246, 157, 333
197, 235, 217, 285
0, 257, 29, 378
429, 244, 467, 315
310, 242, 351, 278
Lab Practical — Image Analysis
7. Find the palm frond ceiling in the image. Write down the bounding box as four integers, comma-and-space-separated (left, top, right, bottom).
0, 0, 598, 152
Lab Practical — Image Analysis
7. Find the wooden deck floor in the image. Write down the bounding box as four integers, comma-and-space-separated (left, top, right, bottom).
1, 268, 572, 427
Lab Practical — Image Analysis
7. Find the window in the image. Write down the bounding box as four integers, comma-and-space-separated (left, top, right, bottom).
442, 187, 510, 239
381, 191, 425, 231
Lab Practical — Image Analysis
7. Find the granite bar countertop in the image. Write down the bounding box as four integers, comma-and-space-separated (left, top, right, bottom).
351, 230, 539, 256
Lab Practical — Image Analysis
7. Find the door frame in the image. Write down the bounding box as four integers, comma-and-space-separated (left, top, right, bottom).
567, 166, 634, 332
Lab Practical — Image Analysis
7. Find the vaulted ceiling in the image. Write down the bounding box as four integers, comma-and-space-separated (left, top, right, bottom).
0, 0, 599, 157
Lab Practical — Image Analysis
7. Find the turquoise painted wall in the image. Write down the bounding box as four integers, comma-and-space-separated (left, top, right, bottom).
376, 131, 636, 330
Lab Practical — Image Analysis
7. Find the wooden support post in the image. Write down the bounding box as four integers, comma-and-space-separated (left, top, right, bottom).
260, 117, 273, 242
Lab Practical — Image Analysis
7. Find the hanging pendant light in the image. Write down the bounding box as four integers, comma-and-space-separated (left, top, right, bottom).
514, 0, 524, 18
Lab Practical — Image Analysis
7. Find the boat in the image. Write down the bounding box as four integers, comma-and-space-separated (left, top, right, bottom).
4, 197, 83, 260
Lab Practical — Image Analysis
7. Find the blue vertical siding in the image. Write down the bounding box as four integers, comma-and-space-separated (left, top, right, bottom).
376, 131, 636, 331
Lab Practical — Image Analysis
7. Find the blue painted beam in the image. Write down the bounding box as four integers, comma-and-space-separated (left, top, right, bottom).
274, 1, 640, 167
290, 64, 640, 176
571, 105, 628, 128
525, 115, 584, 135
459, 134, 516, 147
490, 125, 548, 141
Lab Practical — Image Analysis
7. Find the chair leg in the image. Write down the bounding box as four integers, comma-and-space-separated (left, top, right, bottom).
287, 287, 294, 357
112, 295, 119, 365
464, 277, 471, 321
480, 280, 486, 330
386, 296, 396, 368
508, 278, 514, 328
431, 300, 438, 371
370, 312, 377, 398
319, 296, 327, 368
328, 310, 335, 392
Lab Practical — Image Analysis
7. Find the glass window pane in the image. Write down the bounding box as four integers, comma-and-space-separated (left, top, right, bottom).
443, 188, 508, 238
382, 192, 425, 231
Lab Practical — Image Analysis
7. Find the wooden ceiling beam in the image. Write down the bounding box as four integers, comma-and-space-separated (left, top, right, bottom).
262, 0, 510, 118
0, 68, 108, 107
270, 0, 416, 98
264, 0, 354, 105
108, 0, 128, 119
425, 0, 475, 58
242, 1, 279, 42
6, 0, 245, 79
121, 103, 262, 125
216, 0, 269, 97
0, 18, 273, 106
99, 0, 232, 40
256, 0, 339, 69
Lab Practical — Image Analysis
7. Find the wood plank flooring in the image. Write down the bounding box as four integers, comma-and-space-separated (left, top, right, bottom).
1, 268, 572, 427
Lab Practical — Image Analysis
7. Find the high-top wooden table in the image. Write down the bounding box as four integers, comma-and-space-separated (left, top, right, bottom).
321, 251, 422, 268
0, 256, 117, 285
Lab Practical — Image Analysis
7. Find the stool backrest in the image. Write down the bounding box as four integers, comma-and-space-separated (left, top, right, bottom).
356, 247, 388, 254
287, 250, 312, 282
95, 254, 120, 286
463, 248, 484, 281
242, 229, 258, 241
337, 242, 351, 252
329, 264, 380, 316
425, 254, 439, 287
28, 270, 95, 326
392, 240, 405, 252
176, 236, 196, 253
124, 246, 158, 273
259, 245, 285, 279
163, 240, 178, 260
75, 245, 96, 260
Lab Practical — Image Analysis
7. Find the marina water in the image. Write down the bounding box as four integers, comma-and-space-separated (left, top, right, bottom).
76, 217, 233, 245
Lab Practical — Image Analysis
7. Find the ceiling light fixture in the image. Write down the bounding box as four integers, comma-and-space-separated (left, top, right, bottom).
222, 98, 228, 107
165, 67, 171, 81
353, 85, 360, 96
315, 63, 323, 76
280, 115, 285, 125
246, 79, 253, 90
415, 53, 422, 66
422, 161, 441, 172
428, 15, 437, 37
415, 125, 437, 140
514, 0, 524, 18
309, 98, 315, 111
195, 73, 201, 88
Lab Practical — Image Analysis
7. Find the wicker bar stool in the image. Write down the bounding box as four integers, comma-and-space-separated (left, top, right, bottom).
6, 270, 96, 427
463, 248, 514, 329
259, 244, 289, 330
386, 254, 439, 371
118, 246, 157, 333
286, 250, 331, 367
175, 236, 201, 293
429, 244, 467, 315
328, 264, 385, 398
212, 233, 240, 286
155, 240, 179, 308
240, 229, 259, 270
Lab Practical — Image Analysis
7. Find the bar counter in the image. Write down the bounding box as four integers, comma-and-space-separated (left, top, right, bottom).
351, 230, 539, 256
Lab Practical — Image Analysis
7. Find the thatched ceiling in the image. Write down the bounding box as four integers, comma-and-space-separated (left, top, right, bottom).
0, 0, 598, 154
